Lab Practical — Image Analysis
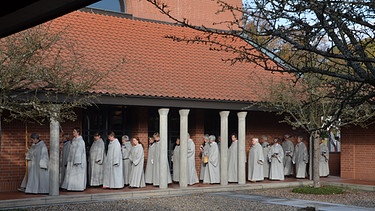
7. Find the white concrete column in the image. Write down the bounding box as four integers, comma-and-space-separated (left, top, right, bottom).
49, 105, 60, 196
237, 111, 247, 185
158, 108, 169, 189
220, 111, 230, 185
179, 109, 189, 188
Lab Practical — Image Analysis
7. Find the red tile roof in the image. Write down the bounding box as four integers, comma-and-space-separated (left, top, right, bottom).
49, 9, 287, 102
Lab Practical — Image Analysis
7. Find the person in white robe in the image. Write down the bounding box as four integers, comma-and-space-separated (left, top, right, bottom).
60, 133, 70, 187
228, 133, 238, 183
103, 131, 124, 189
19, 133, 49, 194
199, 134, 210, 181
203, 135, 220, 184
172, 138, 180, 182
282, 134, 294, 176
152, 132, 172, 186
145, 136, 155, 184
267, 137, 284, 180
319, 140, 330, 177
61, 128, 87, 191
260, 135, 270, 179
329, 129, 341, 152
187, 134, 199, 185
121, 135, 132, 186
248, 137, 264, 182
129, 137, 146, 188
292, 136, 308, 179
88, 132, 105, 186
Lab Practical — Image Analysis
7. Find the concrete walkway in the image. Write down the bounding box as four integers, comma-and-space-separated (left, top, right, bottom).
0, 180, 312, 210
211, 192, 375, 211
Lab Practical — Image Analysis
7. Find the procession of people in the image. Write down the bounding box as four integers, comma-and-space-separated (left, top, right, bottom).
19, 128, 330, 194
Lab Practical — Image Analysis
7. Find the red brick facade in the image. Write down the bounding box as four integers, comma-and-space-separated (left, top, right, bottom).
341, 125, 375, 180
126, 0, 242, 30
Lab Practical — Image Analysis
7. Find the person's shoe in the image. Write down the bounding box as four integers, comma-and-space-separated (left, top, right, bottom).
17, 187, 25, 192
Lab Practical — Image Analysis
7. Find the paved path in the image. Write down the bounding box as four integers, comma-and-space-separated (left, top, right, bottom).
1, 179, 374, 210
211, 192, 375, 211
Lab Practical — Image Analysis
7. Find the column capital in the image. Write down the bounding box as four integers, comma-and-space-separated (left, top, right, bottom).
237, 111, 247, 119
219, 111, 230, 117
179, 109, 190, 116
158, 108, 170, 116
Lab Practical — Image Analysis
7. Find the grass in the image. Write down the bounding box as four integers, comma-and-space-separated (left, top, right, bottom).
292, 185, 344, 195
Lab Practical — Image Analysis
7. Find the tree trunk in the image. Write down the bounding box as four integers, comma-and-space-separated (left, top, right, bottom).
313, 131, 321, 188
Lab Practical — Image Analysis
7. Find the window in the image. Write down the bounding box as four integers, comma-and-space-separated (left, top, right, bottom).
88, 0, 125, 13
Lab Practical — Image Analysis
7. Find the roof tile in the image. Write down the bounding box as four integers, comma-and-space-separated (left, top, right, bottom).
48, 10, 287, 102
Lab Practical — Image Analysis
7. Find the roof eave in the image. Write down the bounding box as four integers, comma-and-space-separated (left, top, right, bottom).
0, 0, 99, 38
94, 94, 266, 111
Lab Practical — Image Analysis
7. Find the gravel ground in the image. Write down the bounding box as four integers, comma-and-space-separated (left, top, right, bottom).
21, 188, 375, 211
23, 193, 298, 211
244, 188, 375, 208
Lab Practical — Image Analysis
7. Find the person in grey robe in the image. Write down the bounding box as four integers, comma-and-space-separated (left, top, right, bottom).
282, 134, 294, 176
248, 137, 264, 182
319, 140, 330, 177
267, 137, 284, 180
216, 136, 221, 152
203, 135, 220, 184
61, 127, 87, 191
260, 135, 271, 179
145, 136, 155, 184
199, 134, 210, 181
60, 133, 70, 187
152, 132, 172, 186
227, 133, 238, 183
103, 131, 124, 189
187, 134, 199, 185
129, 137, 146, 188
292, 136, 309, 179
172, 138, 180, 182
19, 133, 49, 194
121, 135, 132, 186
88, 132, 105, 186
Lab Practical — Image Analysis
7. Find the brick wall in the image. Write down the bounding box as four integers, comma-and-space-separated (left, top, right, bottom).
126, 0, 242, 30
245, 111, 307, 148
189, 109, 205, 179
341, 125, 375, 180
131, 107, 149, 167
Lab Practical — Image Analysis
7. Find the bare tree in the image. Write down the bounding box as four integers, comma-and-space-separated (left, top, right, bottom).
255, 71, 373, 187
146, 0, 375, 113
0, 24, 118, 124
145, 0, 375, 187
